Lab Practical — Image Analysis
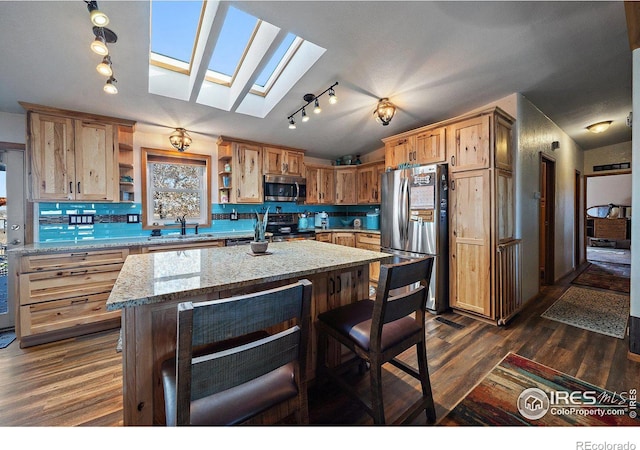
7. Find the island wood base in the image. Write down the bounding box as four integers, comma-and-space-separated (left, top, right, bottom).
121, 266, 369, 426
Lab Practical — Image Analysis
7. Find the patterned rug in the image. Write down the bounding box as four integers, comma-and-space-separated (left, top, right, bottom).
571, 261, 630, 293
0, 331, 16, 349
439, 353, 640, 426
541, 286, 629, 339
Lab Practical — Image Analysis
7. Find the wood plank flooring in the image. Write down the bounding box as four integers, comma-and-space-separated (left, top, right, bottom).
0, 267, 638, 426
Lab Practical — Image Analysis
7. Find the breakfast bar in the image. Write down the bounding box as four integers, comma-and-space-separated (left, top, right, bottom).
107, 240, 391, 426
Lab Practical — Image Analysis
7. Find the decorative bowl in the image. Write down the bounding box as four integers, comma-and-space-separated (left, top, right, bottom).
340, 219, 353, 227
250, 241, 269, 254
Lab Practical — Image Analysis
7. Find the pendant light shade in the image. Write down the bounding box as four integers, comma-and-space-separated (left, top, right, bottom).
374, 98, 396, 126
169, 128, 192, 152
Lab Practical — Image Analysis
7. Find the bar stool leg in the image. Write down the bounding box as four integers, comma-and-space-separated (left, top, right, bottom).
416, 341, 436, 424
369, 358, 385, 424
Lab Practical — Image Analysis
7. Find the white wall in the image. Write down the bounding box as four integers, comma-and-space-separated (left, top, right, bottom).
515, 94, 584, 301
631, 48, 639, 319
583, 141, 632, 175
0, 111, 26, 144
586, 174, 632, 207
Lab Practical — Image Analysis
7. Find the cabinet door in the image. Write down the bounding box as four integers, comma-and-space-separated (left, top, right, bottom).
284, 151, 304, 177
319, 168, 335, 204
494, 115, 513, 171
450, 169, 492, 318
496, 169, 514, 243
74, 120, 116, 201
372, 163, 385, 204
305, 166, 320, 204
334, 167, 357, 205
448, 115, 490, 172
263, 146, 283, 175
315, 232, 332, 242
28, 113, 75, 200
234, 143, 263, 203
385, 137, 414, 169
415, 127, 446, 164
357, 166, 375, 204
332, 232, 355, 247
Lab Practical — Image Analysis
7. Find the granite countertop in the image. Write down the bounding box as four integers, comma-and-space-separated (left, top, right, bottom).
106, 240, 390, 311
315, 228, 380, 234
9, 231, 255, 255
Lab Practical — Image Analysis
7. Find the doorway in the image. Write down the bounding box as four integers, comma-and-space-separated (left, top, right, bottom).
0, 146, 26, 331
575, 170, 581, 269
539, 154, 556, 285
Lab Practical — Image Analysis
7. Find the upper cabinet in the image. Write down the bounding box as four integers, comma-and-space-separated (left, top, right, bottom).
305, 165, 335, 205
447, 115, 490, 172
357, 161, 385, 204
383, 126, 446, 169
21, 103, 136, 202
263, 146, 305, 177
334, 167, 358, 205
233, 142, 263, 203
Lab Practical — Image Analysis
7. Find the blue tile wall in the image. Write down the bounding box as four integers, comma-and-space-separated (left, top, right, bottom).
37, 201, 380, 242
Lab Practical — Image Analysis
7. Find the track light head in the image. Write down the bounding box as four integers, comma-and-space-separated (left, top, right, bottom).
103, 76, 118, 94
301, 108, 309, 122
96, 55, 113, 76
87, 1, 109, 27
288, 118, 296, 129
313, 98, 321, 114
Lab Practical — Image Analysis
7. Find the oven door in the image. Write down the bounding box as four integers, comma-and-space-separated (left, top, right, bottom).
264, 175, 306, 202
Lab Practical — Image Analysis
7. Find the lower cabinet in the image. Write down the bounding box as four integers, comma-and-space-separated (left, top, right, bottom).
142, 239, 225, 253
18, 249, 128, 347
332, 232, 356, 247
355, 232, 381, 291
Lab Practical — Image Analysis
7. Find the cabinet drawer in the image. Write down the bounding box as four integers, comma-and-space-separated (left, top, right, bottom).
19, 264, 123, 306
142, 240, 225, 253
19, 292, 120, 338
316, 232, 332, 243
355, 233, 381, 247
21, 249, 129, 272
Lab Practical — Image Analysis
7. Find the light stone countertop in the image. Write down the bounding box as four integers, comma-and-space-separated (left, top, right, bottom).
106, 240, 391, 310
9, 231, 254, 255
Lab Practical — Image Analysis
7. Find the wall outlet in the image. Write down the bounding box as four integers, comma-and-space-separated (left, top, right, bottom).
230, 209, 238, 221
127, 214, 140, 223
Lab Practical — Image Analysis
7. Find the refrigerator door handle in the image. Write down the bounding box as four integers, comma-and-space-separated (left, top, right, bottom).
400, 175, 410, 245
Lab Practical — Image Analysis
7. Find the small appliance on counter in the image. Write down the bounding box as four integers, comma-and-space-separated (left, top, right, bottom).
366, 209, 380, 230
315, 211, 328, 229
353, 218, 362, 229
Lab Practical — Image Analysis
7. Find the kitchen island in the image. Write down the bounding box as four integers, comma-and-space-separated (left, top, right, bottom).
107, 240, 391, 426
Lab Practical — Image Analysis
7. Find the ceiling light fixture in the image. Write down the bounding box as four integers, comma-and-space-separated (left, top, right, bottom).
287, 82, 338, 130
86, 1, 109, 27
96, 55, 113, 76
169, 128, 192, 152
373, 98, 396, 126
586, 120, 613, 133
90, 33, 109, 55
103, 76, 118, 94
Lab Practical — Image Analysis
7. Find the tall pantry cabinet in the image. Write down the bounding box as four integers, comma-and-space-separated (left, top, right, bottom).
447, 108, 520, 323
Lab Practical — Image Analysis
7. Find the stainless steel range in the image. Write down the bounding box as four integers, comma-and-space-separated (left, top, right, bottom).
266, 213, 316, 242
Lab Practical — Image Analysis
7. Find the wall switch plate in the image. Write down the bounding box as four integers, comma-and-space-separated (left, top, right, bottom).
127, 214, 140, 223
230, 209, 238, 221
69, 214, 95, 225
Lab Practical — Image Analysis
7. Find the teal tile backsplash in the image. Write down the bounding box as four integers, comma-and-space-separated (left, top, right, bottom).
37, 201, 380, 242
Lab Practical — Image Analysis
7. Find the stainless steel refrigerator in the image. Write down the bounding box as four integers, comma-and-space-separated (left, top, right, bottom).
380, 164, 449, 313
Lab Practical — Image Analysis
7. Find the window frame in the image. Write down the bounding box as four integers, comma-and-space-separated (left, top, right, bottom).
141, 147, 212, 230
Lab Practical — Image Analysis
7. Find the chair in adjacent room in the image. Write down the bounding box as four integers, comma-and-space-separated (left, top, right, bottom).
316, 257, 436, 425
161, 279, 312, 426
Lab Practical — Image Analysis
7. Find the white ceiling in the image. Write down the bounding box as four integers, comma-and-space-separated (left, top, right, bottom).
0, 1, 633, 159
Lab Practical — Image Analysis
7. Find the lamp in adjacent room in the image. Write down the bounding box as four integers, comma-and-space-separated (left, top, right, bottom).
586, 121, 612, 133
373, 98, 396, 126
169, 128, 192, 152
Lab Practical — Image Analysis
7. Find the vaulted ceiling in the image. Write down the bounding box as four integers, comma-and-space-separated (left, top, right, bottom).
0, 1, 633, 159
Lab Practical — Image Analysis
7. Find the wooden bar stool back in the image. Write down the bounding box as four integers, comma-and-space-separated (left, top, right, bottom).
162, 279, 312, 426
316, 257, 436, 424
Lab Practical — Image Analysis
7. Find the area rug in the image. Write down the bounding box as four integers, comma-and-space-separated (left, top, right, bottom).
571, 261, 630, 293
439, 353, 640, 426
541, 286, 629, 339
0, 331, 16, 349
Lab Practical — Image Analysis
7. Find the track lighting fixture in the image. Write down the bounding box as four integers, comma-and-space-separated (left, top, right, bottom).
86, 2, 120, 95
103, 76, 118, 94
169, 128, 193, 152
86, 1, 109, 27
96, 55, 113, 76
287, 82, 338, 129
373, 98, 396, 126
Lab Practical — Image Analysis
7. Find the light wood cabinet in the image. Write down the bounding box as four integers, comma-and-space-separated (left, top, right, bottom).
316, 232, 332, 243
263, 146, 304, 177
17, 248, 128, 347
447, 114, 490, 172
357, 161, 385, 204
22, 103, 135, 202
384, 136, 415, 169
306, 165, 335, 204
415, 127, 446, 164
233, 142, 263, 203
332, 232, 356, 247
355, 232, 382, 287
118, 125, 136, 202
334, 167, 357, 205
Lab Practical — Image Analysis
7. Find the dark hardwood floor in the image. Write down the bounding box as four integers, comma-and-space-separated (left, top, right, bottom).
0, 266, 638, 427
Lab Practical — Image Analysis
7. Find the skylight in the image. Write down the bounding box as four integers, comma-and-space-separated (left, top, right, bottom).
207, 6, 259, 82
150, 0, 203, 71
148, 2, 326, 118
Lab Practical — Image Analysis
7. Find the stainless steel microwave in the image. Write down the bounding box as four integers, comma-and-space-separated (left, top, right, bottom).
264, 174, 306, 202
